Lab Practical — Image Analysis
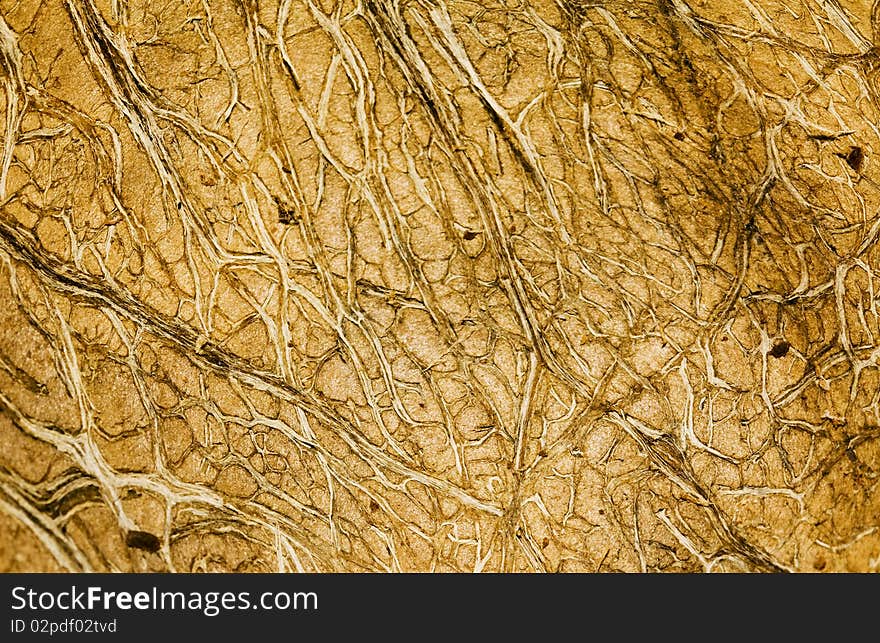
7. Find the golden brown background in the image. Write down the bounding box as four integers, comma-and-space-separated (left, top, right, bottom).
0, 0, 878, 572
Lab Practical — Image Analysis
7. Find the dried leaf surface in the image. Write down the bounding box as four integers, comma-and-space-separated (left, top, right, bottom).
1, 0, 878, 572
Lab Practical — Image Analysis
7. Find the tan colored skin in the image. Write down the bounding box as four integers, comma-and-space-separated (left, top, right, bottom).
0, 0, 878, 572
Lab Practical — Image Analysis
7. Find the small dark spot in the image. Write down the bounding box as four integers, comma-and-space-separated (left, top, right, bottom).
537, 449, 547, 458
708, 141, 721, 161
278, 206, 298, 225
598, 509, 605, 516
845, 146, 864, 172
673, 131, 685, 141
125, 530, 161, 553
463, 230, 479, 240
369, 500, 380, 513
769, 340, 790, 358
813, 556, 826, 571
541, 537, 550, 549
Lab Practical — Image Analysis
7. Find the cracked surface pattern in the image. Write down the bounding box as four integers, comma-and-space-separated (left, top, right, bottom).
0, 0, 879, 573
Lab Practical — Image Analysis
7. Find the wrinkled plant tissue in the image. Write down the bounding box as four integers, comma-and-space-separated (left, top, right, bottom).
0, 0, 878, 572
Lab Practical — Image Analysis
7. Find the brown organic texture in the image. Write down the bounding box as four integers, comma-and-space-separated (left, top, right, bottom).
0, 0, 878, 574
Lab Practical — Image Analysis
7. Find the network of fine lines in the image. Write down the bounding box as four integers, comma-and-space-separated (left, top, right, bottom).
0, 0, 878, 572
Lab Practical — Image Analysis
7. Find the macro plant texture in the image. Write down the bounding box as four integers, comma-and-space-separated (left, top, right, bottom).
0, 0, 878, 573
